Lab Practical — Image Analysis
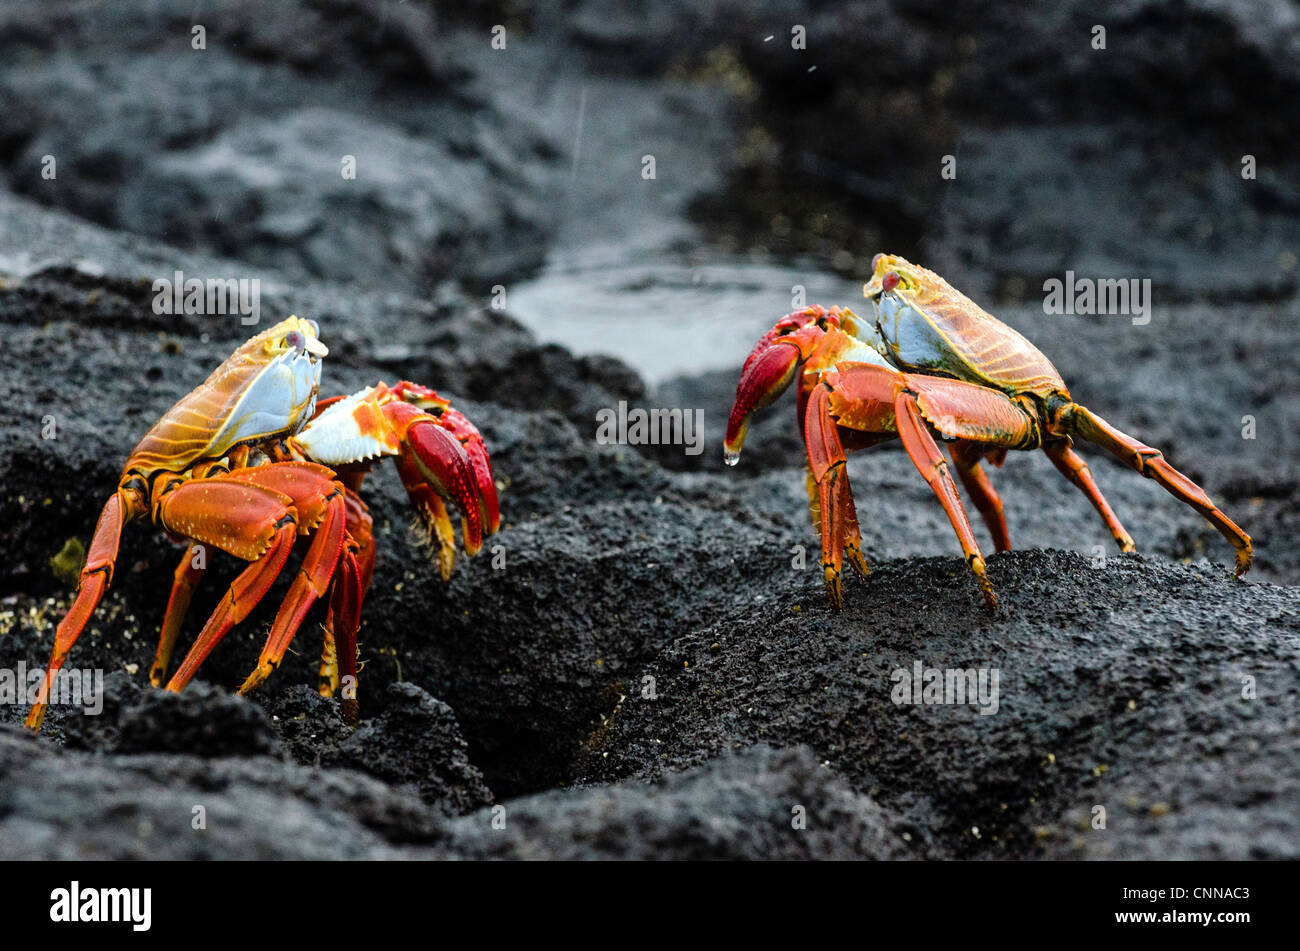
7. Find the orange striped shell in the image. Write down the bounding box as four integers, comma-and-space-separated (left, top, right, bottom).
864, 254, 1068, 401
123, 317, 324, 479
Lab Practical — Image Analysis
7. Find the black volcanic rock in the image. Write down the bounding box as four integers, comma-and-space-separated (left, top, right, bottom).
0, 0, 1296, 861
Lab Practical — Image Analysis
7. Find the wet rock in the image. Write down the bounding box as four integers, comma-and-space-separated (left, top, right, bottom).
0, 0, 559, 291
583, 0, 1300, 298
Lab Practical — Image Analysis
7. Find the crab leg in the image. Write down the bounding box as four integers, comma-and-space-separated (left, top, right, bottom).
1060, 404, 1252, 576
319, 479, 370, 723
318, 475, 371, 691
149, 541, 208, 686
148, 454, 274, 687
803, 382, 870, 608
872, 369, 1040, 604
894, 394, 998, 609
211, 464, 350, 697
820, 363, 1038, 610
948, 442, 1012, 552
1042, 440, 1135, 553
797, 364, 825, 530
165, 528, 298, 691
319, 543, 363, 723
159, 479, 301, 691
319, 627, 339, 697
25, 490, 144, 730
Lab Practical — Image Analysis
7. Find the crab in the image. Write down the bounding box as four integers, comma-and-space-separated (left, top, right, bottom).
25, 317, 499, 731
725, 253, 1252, 610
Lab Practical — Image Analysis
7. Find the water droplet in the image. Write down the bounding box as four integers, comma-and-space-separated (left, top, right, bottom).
724, 449, 740, 466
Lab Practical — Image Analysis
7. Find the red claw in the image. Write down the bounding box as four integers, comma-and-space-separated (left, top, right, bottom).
389, 382, 500, 537
385, 401, 485, 554
725, 341, 800, 462
430, 406, 500, 536
726, 307, 840, 462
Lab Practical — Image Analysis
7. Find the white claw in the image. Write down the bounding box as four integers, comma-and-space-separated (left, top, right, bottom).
289, 386, 400, 466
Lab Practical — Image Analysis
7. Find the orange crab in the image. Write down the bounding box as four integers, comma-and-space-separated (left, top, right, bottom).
725, 254, 1252, 610
26, 317, 499, 730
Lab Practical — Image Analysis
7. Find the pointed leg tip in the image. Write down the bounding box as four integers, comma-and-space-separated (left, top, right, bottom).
969, 557, 998, 612
980, 577, 999, 611
237, 665, 272, 696
162, 669, 187, 693
1234, 544, 1253, 578
823, 569, 844, 610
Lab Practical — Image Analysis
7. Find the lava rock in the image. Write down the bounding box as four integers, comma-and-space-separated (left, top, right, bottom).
435, 744, 913, 860
0, 0, 1296, 862
324, 681, 493, 816
0, 0, 559, 291
114, 682, 284, 758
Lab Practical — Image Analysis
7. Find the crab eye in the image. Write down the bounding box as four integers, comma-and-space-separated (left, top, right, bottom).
285, 330, 307, 352
882, 271, 901, 292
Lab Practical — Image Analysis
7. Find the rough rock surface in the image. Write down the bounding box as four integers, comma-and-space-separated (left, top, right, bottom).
0, 0, 1296, 860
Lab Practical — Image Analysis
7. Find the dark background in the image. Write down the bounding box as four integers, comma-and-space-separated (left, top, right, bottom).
0, 0, 1296, 860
